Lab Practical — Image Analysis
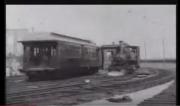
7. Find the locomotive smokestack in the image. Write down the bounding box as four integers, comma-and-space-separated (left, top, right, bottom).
119, 41, 123, 44
119, 41, 124, 46
119, 41, 128, 46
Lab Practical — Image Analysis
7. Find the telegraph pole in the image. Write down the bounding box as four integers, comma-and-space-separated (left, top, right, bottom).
162, 38, 166, 62
144, 42, 147, 60
13, 33, 17, 56
32, 27, 34, 32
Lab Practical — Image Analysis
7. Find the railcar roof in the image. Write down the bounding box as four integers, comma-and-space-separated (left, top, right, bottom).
101, 44, 139, 48
18, 32, 96, 46
101, 45, 119, 48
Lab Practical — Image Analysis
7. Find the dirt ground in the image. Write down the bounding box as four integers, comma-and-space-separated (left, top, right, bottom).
138, 80, 176, 106
139, 62, 176, 106
75, 62, 176, 106
7, 62, 175, 106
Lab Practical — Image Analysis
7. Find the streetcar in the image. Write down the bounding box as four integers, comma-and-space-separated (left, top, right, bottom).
19, 32, 101, 80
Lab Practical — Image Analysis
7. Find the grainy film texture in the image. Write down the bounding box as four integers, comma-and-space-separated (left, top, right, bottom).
6, 5, 176, 106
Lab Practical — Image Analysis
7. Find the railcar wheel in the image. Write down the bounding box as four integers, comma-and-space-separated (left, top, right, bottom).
90, 67, 99, 74
136, 65, 140, 68
27, 74, 37, 81
26, 72, 41, 81
94, 67, 99, 73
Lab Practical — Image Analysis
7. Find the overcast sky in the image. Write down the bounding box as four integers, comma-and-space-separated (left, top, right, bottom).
6, 5, 176, 59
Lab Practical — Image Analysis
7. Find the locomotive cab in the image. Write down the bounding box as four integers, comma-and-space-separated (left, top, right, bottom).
126, 46, 140, 68
101, 41, 140, 72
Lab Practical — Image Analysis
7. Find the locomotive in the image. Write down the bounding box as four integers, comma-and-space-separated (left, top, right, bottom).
19, 32, 139, 80
102, 41, 140, 74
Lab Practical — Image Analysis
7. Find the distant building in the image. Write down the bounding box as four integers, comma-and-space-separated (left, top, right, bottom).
6, 29, 29, 57
6, 29, 30, 76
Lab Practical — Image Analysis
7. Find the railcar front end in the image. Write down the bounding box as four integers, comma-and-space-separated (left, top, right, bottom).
19, 41, 60, 80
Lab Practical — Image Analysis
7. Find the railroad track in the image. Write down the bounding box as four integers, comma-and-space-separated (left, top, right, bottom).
6, 68, 174, 106
6, 73, 138, 103
6, 70, 139, 94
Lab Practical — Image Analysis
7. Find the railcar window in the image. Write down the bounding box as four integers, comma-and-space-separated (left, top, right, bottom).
79, 46, 82, 55
84, 47, 94, 59
51, 47, 53, 56
84, 48, 88, 54
89, 48, 92, 56
92, 51, 96, 57
29, 46, 57, 57
24, 46, 31, 62
33, 47, 41, 56
91, 48, 97, 58
64, 44, 81, 58
51, 47, 56, 56
33, 48, 36, 56
37, 48, 39, 53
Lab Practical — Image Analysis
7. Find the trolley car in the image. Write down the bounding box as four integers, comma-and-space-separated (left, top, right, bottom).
19, 32, 100, 80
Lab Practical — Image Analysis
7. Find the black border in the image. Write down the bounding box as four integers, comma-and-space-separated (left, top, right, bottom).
176, 3, 179, 105
1, 1, 5, 104
5, 0, 178, 4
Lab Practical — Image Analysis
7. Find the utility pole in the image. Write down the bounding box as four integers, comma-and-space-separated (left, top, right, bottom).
162, 38, 166, 62
13, 33, 17, 56
32, 27, 34, 32
144, 42, 147, 60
